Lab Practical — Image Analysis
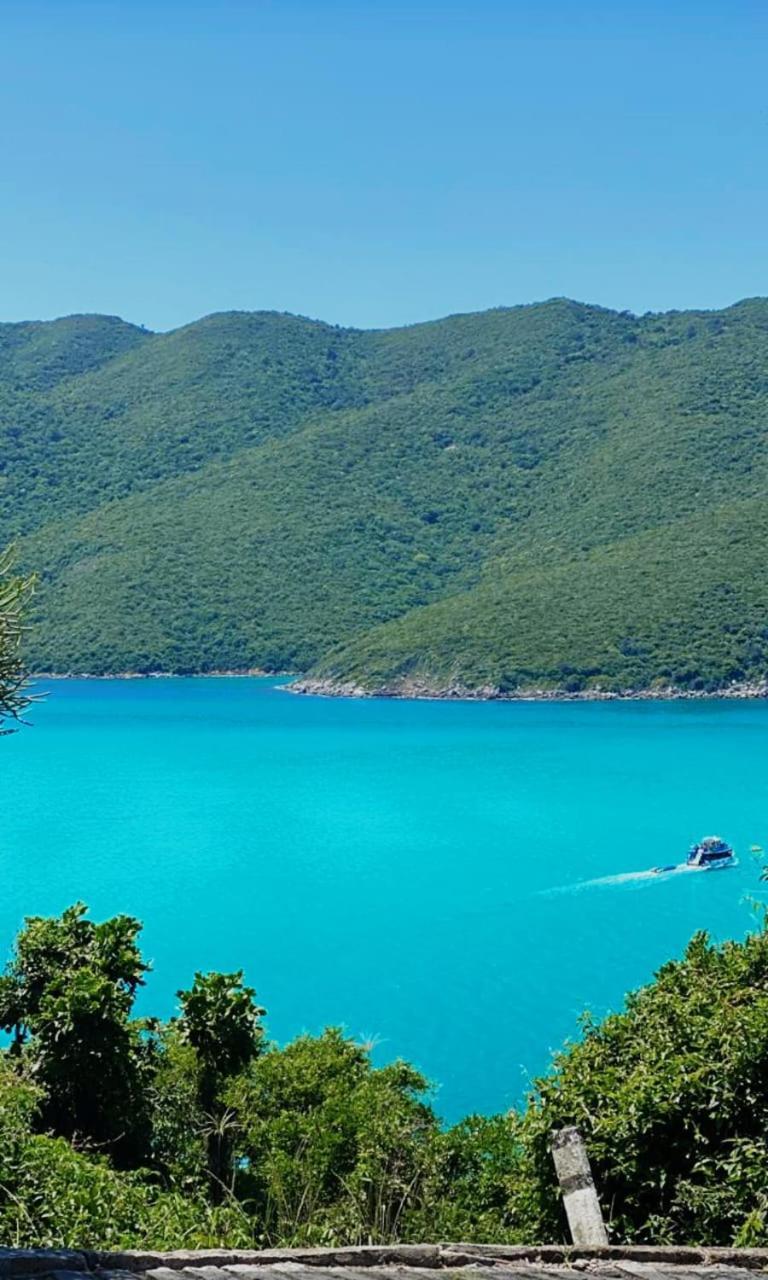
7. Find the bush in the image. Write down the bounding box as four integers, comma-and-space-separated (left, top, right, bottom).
7, 905, 768, 1247
517, 929, 768, 1244
228, 1029, 438, 1245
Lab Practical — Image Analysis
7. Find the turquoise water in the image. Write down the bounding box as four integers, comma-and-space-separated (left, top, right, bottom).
2, 677, 767, 1120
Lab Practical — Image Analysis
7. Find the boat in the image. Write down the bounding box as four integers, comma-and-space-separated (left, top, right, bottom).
685, 835, 736, 870
651, 835, 737, 875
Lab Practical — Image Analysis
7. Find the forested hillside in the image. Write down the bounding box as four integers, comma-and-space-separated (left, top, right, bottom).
3, 298, 768, 691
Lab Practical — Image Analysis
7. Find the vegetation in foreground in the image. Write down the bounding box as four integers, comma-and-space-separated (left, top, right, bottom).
0, 548, 35, 731
4, 299, 768, 692
3, 903, 768, 1249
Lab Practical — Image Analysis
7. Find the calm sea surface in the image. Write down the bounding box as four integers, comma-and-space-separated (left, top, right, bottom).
3, 677, 766, 1119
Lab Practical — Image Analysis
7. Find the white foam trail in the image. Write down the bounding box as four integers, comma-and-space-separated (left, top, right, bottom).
581, 869, 663, 887
541, 863, 690, 896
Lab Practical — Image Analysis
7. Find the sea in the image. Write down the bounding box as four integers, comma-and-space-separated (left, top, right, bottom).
2, 676, 766, 1121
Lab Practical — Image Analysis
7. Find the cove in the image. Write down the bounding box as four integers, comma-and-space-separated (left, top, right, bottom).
2, 676, 765, 1121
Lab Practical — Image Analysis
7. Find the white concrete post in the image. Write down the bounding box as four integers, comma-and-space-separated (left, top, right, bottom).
550, 1126, 609, 1245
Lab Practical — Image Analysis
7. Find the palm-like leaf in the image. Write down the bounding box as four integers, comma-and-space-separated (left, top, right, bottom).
0, 546, 35, 732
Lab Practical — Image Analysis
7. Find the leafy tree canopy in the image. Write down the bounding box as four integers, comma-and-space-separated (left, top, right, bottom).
0, 903, 152, 1165
3, 904, 768, 1247
518, 926, 768, 1245
176, 970, 266, 1199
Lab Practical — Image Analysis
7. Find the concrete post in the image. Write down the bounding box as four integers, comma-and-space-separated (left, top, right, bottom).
550, 1126, 609, 1245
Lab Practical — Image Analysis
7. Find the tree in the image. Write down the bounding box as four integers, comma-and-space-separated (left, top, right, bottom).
227, 1028, 439, 1245
0, 903, 153, 1165
176, 971, 265, 1198
0, 1057, 254, 1249
0, 546, 34, 732
516, 928, 768, 1245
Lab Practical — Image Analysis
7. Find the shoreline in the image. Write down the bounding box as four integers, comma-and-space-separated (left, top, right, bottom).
287, 675, 768, 703
28, 671, 768, 702
31, 668, 289, 681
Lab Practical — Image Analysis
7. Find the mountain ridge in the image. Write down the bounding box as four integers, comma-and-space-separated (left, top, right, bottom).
3, 297, 768, 693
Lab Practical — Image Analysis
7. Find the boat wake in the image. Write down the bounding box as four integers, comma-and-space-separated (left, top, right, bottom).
541, 869, 658, 896
541, 861, 721, 896
537, 836, 746, 898
578, 868, 666, 888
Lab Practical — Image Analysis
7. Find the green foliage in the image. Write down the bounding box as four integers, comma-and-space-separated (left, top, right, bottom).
0, 1054, 252, 1249
8, 904, 768, 1247
148, 1030, 208, 1186
4, 299, 768, 689
516, 928, 768, 1244
227, 1029, 438, 1244
0, 1132, 255, 1250
0, 545, 34, 729
176, 971, 265, 1197
178, 971, 265, 1105
0, 904, 152, 1165
406, 1114, 526, 1243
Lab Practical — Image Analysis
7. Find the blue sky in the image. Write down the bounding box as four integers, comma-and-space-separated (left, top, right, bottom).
1, 1, 766, 331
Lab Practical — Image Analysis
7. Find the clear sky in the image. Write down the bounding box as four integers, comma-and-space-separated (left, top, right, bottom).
1, 0, 766, 331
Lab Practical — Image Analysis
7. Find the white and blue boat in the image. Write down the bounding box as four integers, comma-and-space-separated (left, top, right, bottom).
685, 835, 736, 870
652, 835, 737, 875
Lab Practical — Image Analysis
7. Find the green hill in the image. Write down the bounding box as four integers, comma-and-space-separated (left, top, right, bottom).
4, 298, 768, 692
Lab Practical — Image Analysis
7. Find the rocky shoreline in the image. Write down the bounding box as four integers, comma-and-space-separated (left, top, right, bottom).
288, 675, 768, 702
29, 670, 768, 702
